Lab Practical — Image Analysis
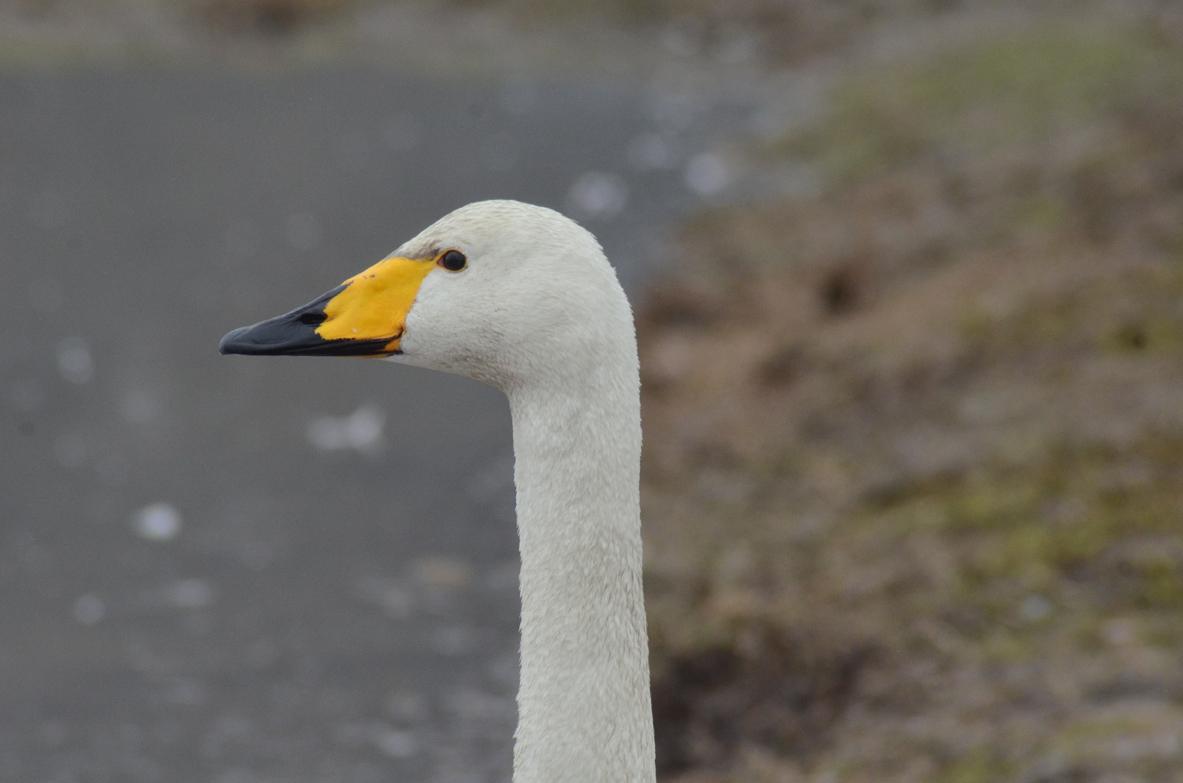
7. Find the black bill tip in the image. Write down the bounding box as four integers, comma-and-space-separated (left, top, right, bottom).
219, 326, 256, 355
218, 330, 236, 355
219, 285, 401, 358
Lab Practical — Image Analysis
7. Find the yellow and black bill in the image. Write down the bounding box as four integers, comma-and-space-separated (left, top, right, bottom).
218, 255, 436, 358
218, 283, 400, 357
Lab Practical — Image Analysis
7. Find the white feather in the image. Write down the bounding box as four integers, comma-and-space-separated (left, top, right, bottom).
389, 200, 655, 783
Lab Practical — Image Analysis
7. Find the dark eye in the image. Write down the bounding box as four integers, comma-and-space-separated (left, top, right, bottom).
439, 250, 467, 272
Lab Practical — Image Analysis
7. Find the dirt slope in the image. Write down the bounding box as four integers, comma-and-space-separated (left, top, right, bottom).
638, 17, 1183, 783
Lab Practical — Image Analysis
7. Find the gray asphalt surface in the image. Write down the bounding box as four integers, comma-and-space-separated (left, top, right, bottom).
0, 68, 745, 782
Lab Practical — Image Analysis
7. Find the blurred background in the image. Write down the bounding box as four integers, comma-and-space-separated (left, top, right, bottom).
2, 1, 1182, 782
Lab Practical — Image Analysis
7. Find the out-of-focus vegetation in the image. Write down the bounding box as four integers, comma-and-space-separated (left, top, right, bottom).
3, 0, 1051, 68
638, 12, 1183, 783
199, 0, 367, 33
188, 0, 983, 57
441, 0, 948, 62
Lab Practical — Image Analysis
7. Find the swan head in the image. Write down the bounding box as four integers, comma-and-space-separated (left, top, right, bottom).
219, 200, 635, 391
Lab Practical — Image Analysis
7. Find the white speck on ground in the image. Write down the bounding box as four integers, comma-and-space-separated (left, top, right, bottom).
355, 575, 415, 620
684, 152, 731, 196
627, 132, 679, 171
56, 337, 94, 384
306, 406, 386, 455
133, 502, 183, 541
372, 725, 418, 759
73, 593, 104, 625
163, 578, 216, 610
566, 171, 628, 220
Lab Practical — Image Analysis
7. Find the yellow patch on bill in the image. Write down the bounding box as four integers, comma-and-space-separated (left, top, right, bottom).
316, 256, 435, 352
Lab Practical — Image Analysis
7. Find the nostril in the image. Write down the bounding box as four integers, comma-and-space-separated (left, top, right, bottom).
297, 311, 327, 326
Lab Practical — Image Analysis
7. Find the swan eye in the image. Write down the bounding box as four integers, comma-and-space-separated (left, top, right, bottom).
439, 250, 467, 272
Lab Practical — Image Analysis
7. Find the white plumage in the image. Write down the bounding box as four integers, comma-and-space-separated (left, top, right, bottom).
222, 200, 656, 783
397, 201, 654, 783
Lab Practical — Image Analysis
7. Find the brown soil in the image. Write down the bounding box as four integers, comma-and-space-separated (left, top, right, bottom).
638, 13, 1183, 783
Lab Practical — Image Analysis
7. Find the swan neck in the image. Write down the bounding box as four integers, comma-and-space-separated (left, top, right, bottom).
507, 371, 655, 783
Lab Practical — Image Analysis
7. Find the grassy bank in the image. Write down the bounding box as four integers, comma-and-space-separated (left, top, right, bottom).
637, 16, 1183, 783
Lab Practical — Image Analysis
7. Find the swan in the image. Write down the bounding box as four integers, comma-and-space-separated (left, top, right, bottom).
219, 200, 656, 783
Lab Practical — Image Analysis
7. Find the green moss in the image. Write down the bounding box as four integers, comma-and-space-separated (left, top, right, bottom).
1103, 316, 1183, 355
898, 31, 1142, 125
940, 749, 1012, 783
1016, 192, 1070, 232
955, 263, 1183, 358
1135, 558, 1183, 609
489, 0, 666, 24
849, 434, 1183, 631
1050, 708, 1183, 763
775, 27, 1178, 181
779, 88, 930, 179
